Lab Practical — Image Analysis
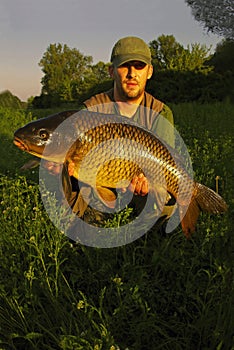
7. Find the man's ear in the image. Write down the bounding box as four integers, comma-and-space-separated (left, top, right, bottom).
147, 65, 153, 80
109, 65, 115, 79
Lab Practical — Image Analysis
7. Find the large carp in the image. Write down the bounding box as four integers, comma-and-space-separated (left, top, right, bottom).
13, 110, 227, 237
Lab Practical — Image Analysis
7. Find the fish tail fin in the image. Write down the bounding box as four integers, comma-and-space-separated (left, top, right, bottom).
180, 182, 228, 238
194, 183, 228, 213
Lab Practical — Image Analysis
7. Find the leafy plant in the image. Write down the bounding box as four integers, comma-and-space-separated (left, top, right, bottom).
0, 103, 233, 349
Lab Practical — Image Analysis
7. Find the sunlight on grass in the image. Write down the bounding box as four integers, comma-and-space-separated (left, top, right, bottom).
0, 103, 233, 349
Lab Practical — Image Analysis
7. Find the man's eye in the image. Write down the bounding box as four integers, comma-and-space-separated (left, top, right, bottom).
133, 62, 146, 70
121, 62, 146, 70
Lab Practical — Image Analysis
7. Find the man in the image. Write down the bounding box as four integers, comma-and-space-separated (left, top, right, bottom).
47, 36, 176, 227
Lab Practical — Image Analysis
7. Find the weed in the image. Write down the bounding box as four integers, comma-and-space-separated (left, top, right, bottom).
0, 103, 233, 349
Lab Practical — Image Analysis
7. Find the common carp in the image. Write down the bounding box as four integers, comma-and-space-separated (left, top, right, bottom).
13, 110, 227, 237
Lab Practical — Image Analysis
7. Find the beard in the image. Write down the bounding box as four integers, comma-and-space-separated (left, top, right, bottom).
121, 82, 145, 100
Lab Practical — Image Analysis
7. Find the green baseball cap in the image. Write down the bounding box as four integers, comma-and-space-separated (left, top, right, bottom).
110, 36, 151, 67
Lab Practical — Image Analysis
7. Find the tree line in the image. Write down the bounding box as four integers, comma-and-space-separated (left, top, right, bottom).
31, 35, 234, 108
0, 90, 26, 109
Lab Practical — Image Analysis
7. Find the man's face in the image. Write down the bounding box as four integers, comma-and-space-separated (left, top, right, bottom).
109, 60, 153, 102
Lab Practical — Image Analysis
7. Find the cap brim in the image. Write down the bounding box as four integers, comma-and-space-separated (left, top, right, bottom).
112, 54, 151, 67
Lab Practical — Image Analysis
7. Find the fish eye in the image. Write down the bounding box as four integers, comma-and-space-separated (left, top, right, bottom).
39, 129, 49, 140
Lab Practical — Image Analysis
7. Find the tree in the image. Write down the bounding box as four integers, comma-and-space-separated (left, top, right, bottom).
91, 61, 111, 83
170, 43, 213, 72
0, 90, 25, 108
72, 61, 111, 98
185, 0, 234, 39
208, 39, 234, 73
149, 35, 212, 72
149, 35, 184, 70
39, 43, 93, 101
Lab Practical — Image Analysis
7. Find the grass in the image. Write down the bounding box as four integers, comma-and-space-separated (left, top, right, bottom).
0, 103, 233, 349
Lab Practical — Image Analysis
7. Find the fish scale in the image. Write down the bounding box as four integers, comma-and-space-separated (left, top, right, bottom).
72, 123, 176, 193
13, 109, 228, 237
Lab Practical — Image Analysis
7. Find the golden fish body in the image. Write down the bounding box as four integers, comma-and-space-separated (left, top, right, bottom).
14, 110, 227, 237
69, 119, 191, 201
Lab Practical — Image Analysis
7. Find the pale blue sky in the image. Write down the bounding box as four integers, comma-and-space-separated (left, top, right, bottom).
0, 0, 222, 101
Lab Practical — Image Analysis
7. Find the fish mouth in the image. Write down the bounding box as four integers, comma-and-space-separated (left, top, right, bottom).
13, 137, 29, 152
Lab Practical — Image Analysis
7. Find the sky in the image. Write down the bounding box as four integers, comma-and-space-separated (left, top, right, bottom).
0, 0, 223, 101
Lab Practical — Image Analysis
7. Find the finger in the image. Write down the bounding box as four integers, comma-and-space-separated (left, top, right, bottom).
134, 178, 143, 195
50, 164, 61, 175
140, 178, 149, 196
120, 187, 127, 193
134, 175, 149, 196
42, 160, 52, 169
45, 161, 61, 175
68, 161, 75, 176
128, 176, 138, 193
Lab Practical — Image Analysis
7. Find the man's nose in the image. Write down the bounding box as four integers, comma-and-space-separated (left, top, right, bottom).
127, 66, 137, 78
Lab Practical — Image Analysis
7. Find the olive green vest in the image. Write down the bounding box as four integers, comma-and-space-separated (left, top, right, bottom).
83, 89, 175, 147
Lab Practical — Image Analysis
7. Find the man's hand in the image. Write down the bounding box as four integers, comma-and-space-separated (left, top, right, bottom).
121, 173, 149, 196
42, 161, 62, 175
129, 173, 149, 196
42, 161, 75, 176
43, 162, 148, 196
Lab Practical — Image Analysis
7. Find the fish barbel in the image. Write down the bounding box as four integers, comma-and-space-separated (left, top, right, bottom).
13, 110, 227, 237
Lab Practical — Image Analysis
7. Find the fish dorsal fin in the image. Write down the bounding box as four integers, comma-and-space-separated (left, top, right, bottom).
95, 186, 117, 209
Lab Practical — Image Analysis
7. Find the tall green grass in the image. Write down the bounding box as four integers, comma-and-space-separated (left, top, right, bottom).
0, 103, 233, 349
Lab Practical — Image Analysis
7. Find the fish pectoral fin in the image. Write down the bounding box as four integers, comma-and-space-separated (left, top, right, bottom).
62, 162, 72, 201
71, 187, 91, 217
95, 186, 117, 209
20, 158, 40, 170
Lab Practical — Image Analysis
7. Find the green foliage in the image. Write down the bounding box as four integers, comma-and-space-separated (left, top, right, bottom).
147, 67, 234, 103
171, 43, 212, 73
39, 43, 93, 101
79, 79, 113, 104
38, 43, 111, 107
185, 0, 234, 39
208, 39, 234, 73
0, 107, 38, 181
149, 35, 212, 73
0, 103, 233, 349
147, 35, 218, 103
0, 90, 25, 109
171, 102, 234, 195
29, 36, 234, 107
149, 35, 184, 70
